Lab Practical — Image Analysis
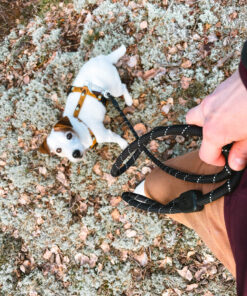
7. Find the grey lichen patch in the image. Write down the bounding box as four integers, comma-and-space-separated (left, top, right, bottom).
0, 231, 22, 294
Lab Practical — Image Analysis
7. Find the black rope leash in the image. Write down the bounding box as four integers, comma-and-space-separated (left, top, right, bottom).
107, 94, 244, 214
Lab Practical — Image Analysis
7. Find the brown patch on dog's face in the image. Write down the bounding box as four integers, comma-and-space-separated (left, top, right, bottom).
39, 137, 51, 154
54, 116, 73, 132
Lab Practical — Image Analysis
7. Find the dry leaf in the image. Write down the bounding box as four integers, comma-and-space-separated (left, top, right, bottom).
89, 254, 98, 268
186, 283, 198, 291
134, 252, 148, 266
79, 226, 89, 242
111, 208, 120, 222
161, 104, 172, 114
23, 75, 30, 84
123, 106, 135, 114
127, 55, 138, 67
125, 229, 137, 238
140, 21, 148, 29
110, 196, 122, 207
120, 250, 128, 261
103, 173, 116, 187
181, 76, 192, 89
38, 167, 47, 175
19, 194, 30, 205
134, 123, 147, 136
178, 97, 187, 106
158, 256, 172, 268
36, 217, 44, 225
177, 266, 193, 281
149, 140, 159, 152
56, 171, 69, 187
100, 241, 110, 253
181, 59, 192, 68
195, 267, 207, 281
168, 46, 177, 54
93, 162, 102, 176
74, 253, 89, 265
141, 166, 152, 175
43, 249, 52, 260
36, 185, 46, 195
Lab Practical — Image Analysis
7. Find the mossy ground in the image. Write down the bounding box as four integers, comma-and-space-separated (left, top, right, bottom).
0, 0, 246, 295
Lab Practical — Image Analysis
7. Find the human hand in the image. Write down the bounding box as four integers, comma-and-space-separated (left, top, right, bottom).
186, 69, 247, 171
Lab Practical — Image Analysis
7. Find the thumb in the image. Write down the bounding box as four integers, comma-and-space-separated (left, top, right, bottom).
186, 104, 204, 126
228, 139, 247, 171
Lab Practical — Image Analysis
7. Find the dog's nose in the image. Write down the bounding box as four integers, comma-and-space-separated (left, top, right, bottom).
72, 150, 81, 159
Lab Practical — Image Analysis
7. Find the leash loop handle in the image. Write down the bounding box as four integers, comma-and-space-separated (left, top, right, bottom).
111, 125, 232, 184
107, 95, 244, 214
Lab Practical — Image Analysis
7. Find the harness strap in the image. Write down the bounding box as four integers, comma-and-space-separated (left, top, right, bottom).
70, 85, 103, 149
71, 86, 102, 118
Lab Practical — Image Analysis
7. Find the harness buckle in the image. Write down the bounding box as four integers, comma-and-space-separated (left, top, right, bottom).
174, 190, 204, 213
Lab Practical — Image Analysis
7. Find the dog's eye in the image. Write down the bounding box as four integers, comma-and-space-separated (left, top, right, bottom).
67, 133, 72, 140
56, 148, 62, 153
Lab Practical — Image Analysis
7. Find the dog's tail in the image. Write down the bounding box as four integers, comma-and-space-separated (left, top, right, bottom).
107, 45, 126, 64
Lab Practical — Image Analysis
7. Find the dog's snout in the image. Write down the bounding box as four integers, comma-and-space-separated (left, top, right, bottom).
72, 150, 81, 159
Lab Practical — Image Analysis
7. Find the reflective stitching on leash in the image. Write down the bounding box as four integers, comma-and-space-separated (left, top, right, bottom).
196, 176, 202, 183
227, 180, 231, 192
225, 166, 231, 175
181, 125, 189, 135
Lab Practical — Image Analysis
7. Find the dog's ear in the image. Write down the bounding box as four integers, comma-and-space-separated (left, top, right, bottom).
54, 116, 73, 132
39, 137, 51, 154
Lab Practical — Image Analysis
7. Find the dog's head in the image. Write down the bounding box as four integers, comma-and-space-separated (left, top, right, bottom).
39, 116, 85, 162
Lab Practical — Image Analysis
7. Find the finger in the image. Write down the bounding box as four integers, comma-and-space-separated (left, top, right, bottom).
199, 140, 225, 166
228, 139, 247, 171
186, 105, 204, 126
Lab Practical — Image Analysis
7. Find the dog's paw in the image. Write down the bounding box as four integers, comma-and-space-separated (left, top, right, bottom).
118, 138, 128, 150
125, 93, 133, 106
134, 180, 146, 196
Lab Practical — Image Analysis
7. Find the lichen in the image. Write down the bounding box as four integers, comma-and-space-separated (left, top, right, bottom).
0, 0, 244, 294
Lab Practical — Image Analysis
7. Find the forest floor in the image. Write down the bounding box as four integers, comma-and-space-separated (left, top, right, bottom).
0, 0, 246, 295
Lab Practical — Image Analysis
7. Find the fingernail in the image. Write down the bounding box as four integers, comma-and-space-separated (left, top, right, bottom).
232, 158, 245, 170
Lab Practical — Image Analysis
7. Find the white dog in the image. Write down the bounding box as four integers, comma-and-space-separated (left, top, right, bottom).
39, 45, 132, 162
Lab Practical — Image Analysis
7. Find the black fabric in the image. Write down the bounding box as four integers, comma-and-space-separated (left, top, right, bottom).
239, 41, 247, 91
224, 169, 247, 295
241, 41, 247, 69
